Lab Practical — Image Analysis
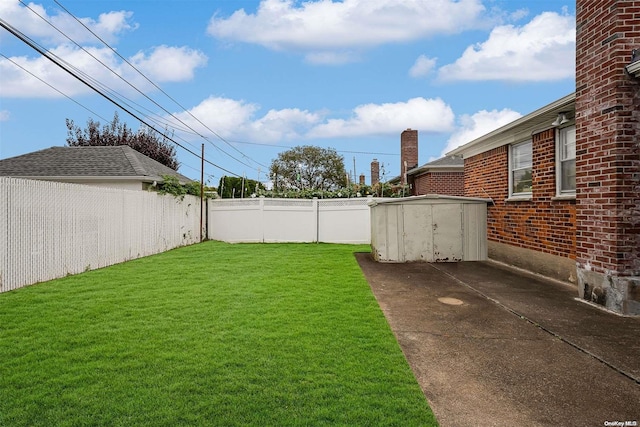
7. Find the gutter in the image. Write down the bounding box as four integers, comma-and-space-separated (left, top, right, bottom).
447, 92, 575, 158
407, 164, 464, 176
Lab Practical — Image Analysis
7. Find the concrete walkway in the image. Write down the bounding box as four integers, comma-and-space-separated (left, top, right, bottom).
356, 254, 640, 427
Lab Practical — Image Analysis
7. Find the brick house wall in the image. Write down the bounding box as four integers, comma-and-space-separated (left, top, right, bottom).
575, 0, 640, 314
464, 130, 577, 280
413, 171, 464, 196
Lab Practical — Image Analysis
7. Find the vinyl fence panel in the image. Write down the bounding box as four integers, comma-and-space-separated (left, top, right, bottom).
263, 199, 316, 243
317, 198, 372, 244
0, 178, 200, 293
207, 197, 379, 244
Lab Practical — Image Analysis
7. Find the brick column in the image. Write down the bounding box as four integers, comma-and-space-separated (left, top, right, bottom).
400, 129, 418, 185
371, 159, 380, 187
575, 0, 640, 315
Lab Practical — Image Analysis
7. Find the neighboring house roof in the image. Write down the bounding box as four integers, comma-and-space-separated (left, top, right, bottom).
447, 92, 576, 159
388, 175, 401, 184
0, 146, 192, 184
407, 155, 464, 177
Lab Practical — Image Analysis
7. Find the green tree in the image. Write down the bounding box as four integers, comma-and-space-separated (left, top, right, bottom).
217, 176, 264, 198
66, 112, 179, 170
269, 145, 347, 191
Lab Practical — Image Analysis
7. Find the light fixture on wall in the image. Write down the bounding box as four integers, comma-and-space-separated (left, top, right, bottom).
552, 112, 569, 126
625, 48, 640, 77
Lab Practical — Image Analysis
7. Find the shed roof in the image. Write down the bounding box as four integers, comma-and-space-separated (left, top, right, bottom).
368, 194, 491, 207
0, 146, 192, 184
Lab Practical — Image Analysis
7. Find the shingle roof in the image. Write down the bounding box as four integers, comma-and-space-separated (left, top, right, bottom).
407, 155, 464, 177
421, 156, 464, 167
0, 146, 192, 183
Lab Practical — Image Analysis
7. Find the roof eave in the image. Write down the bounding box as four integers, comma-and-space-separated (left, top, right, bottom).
447, 92, 576, 159
6, 175, 189, 184
407, 164, 464, 176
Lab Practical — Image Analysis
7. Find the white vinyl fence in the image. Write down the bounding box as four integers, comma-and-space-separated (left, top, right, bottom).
0, 177, 201, 293
207, 197, 381, 244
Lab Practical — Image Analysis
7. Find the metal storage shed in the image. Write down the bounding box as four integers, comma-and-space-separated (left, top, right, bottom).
369, 195, 490, 263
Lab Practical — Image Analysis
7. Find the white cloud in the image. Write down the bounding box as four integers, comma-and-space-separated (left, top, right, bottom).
170, 97, 322, 143
442, 108, 522, 155
509, 8, 529, 22
0, 110, 10, 121
409, 55, 437, 78
130, 46, 207, 82
308, 97, 454, 138
250, 108, 322, 141
438, 11, 575, 82
168, 96, 453, 145
169, 96, 261, 138
0, 0, 136, 45
208, 0, 486, 62
0, 44, 207, 98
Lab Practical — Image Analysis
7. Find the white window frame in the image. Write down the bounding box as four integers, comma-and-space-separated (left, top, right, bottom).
555, 125, 576, 197
508, 140, 533, 199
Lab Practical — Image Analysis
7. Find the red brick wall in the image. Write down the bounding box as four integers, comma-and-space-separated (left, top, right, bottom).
464, 131, 576, 259
575, 0, 640, 275
413, 171, 464, 196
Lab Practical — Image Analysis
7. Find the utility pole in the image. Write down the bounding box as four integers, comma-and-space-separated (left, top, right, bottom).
257, 167, 261, 192
200, 143, 204, 242
353, 156, 356, 185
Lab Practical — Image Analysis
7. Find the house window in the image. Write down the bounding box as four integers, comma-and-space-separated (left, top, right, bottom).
509, 140, 532, 196
556, 126, 576, 194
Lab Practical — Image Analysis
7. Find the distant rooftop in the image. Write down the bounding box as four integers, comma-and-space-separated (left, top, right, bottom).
0, 146, 192, 183
407, 155, 464, 177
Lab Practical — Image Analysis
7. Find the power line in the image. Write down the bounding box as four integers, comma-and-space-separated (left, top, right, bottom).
0, 51, 206, 172
15, 0, 203, 153
0, 52, 110, 122
4, 3, 399, 177
228, 139, 400, 156
49, 0, 268, 171
0, 17, 241, 177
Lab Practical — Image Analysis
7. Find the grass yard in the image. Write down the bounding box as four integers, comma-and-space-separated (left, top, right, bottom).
0, 241, 437, 426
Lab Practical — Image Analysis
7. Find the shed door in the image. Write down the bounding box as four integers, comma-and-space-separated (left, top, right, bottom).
402, 204, 433, 262
432, 204, 463, 262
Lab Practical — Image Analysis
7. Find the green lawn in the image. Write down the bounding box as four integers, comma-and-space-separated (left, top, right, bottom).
0, 241, 437, 426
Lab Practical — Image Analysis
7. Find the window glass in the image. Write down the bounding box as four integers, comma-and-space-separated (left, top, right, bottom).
511, 141, 532, 195
512, 142, 532, 169
561, 159, 576, 191
558, 126, 576, 193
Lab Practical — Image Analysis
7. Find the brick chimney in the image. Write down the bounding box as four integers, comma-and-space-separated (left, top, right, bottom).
359, 173, 365, 186
575, 0, 640, 314
371, 159, 380, 187
400, 129, 418, 185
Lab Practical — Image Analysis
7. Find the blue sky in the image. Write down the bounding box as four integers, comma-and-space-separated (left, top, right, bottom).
0, 0, 576, 184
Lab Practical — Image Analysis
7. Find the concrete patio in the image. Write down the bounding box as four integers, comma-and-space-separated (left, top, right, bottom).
356, 254, 640, 427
